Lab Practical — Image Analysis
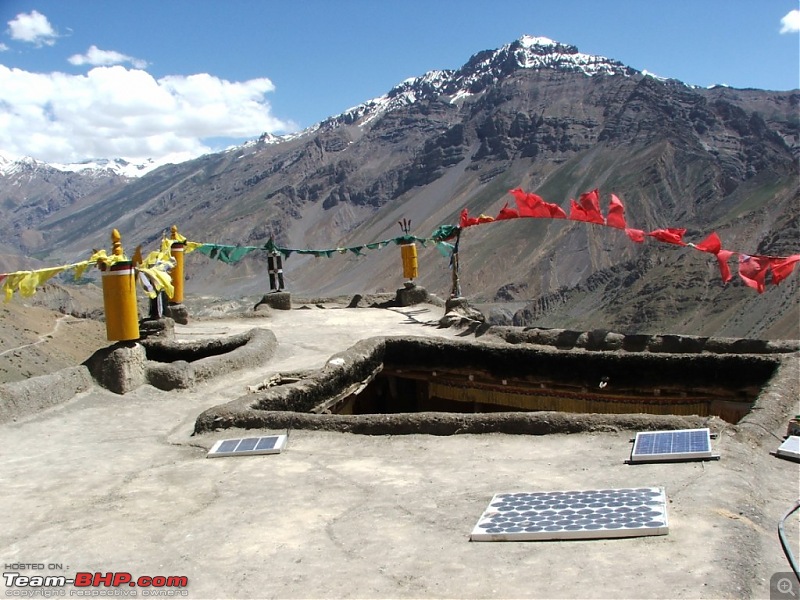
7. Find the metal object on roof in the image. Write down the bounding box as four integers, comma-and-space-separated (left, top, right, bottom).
629, 428, 717, 463
470, 487, 669, 541
775, 436, 800, 463
207, 435, 287, 458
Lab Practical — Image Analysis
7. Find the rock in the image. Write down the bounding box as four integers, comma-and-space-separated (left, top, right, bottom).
395, 283, 429, 307
439, 297, 486, 327
139, 317, 175, 339
255, 291, 291, 311
84, 342, 147, 395
494, 282, 529, 302
486, 307, 514, 326
347, 294, 364, 308
165, 303, 189, 325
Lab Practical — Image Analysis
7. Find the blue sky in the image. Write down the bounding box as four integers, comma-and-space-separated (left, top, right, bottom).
1, 0, 798, 166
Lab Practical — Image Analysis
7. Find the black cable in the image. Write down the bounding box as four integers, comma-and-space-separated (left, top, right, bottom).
778, 500, 800, 582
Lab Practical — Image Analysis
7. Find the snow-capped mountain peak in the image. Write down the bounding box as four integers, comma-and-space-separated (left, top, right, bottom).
452, 34, 634, 87
0, 151, 165, 179
0, 152, 51, 177
320, 34, 637, 132
518, 35, 558, 47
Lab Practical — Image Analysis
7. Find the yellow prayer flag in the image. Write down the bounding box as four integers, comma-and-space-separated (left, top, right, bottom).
19, 266, 69, 297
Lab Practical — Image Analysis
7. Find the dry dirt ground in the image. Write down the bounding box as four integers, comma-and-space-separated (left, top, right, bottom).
1, 302, 799, 599
0, 301, 106, 383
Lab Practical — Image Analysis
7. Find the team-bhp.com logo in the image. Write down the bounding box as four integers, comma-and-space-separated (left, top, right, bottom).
4, 571, 189, 597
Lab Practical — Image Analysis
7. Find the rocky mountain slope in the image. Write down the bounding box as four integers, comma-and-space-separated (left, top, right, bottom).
2, 35, 798, 339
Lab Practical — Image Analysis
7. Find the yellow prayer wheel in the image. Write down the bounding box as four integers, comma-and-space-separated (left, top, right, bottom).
169, 225, 185, 303
101, 229, 139, 341
401, 243, 418, 280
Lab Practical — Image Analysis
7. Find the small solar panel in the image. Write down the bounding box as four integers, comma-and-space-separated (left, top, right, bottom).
206, 435, 287, 458
775, 436, 800, 462
630, 428, 715, 463
471, 487, 669, 541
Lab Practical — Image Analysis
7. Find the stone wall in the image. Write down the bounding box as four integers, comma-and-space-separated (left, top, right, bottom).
0, 366, 93, 424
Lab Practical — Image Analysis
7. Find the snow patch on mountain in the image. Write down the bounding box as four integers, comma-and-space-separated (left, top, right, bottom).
50, 157, 163, 177
0, 153, 42, 177
0, 151, 165, 179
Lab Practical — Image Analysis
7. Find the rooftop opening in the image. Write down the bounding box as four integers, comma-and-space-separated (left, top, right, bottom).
194, 335, 789, 436
319, 342, 774, 424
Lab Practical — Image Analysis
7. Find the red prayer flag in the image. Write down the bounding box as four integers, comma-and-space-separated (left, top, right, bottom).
495, 203, 519, 221
569, 189, 604, 224
694, 232, 722, 254
510, 188, 538, 216
647, 228, 687, 246
716, 249, 734, 283
625, 228, 645, 243
693, 233, 733, 284
544, 201, 567, 219
459, 208, 496, 228
460, 208, 479, 228
510, 188, 566, 219
580, 189, 604, 223
769, 254, 800, 285
569, 199, 587, 222
509, 188, 526, 204
606, 194, 627, 229
521, 193, 549, 217
738, 254, 770, 293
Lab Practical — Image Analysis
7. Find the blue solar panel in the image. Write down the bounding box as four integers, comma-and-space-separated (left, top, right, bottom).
207, 435, 287, 458
630, 428, 714, 462
255, 437, 278, 451
216, 439, 239, 453
471, 487, 669, 541
237, 438, 259, 452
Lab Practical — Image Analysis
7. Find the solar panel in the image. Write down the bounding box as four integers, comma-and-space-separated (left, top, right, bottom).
206, 434, 287, 458
470, 487, 669, 541
775, 436, 800, 462
629, 428, 716, 463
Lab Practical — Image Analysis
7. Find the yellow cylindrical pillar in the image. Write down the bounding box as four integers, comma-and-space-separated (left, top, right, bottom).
169, 225, 185, 303
101, 229, 139, 341
401, 243, 418, 280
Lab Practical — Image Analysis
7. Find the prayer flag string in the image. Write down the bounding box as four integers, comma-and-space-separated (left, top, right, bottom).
0, 237, 186, 301
456, 187, 800, 293
3, 187, 797, 299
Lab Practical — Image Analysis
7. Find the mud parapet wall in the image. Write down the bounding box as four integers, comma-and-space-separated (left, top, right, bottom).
0, 366, 93, 424
194, 333, 799, 439
85, 328, 278, 394
477, 326, 800, 354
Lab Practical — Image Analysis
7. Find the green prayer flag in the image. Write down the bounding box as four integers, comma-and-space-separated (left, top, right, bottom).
431, 224, 459, 241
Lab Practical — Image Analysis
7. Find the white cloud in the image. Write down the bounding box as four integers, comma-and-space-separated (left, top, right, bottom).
780, 9, 800, 33
0, 43, 8, 52
68, 45, 148, 69
7, 10, 58, 46
0, 65, 298, 165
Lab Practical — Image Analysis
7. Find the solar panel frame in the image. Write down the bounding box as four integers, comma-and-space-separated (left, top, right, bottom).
470, 487, 669, 541
206, 434, 287, 458
775, 436, 800, 462
629, 428, 715, 463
